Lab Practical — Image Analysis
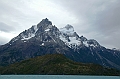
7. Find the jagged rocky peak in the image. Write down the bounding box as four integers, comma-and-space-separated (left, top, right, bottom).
1, 18, 120, 70
37, 18, 52, 31
64, 24, 74, 31
87, 39, 100, 47
80, 36, 87, 41
60, 24, 74, 31
10, 18, 100, 49
38, 18, 52, 26
9, 18, 62, 44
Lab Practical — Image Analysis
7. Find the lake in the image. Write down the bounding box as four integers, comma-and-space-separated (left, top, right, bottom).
0, 75, 120, 79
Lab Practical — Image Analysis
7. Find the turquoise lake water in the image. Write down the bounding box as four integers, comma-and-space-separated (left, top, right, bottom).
0, 75, 120, 79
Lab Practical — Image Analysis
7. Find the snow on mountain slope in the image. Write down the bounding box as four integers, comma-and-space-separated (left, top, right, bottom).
21, 25, 38, 40
59, 24, 101, 49
59, 24, 74, 36
10, 18, 101, 51
59, 24, 81, 48
0, 18, 120, 70
10, 18, 53, 43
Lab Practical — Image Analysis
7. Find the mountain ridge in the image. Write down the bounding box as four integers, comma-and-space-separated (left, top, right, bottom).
0, 54, 119, 75
0, 18, 120, 70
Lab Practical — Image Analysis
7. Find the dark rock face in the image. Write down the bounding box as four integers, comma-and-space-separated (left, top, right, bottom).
0, 18, 120, 70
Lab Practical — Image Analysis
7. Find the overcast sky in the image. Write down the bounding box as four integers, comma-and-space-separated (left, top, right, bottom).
0, 0, 120, 49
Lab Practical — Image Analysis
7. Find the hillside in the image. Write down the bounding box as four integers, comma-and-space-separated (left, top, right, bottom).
0, 54, 119, 75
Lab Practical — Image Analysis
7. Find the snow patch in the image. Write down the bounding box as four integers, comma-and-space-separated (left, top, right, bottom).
45, 29, 50, 31
42, 43, 44, 45
24, 41, 26, 42
59, 35, 81, 48
34, 25, 38, 33
21, 25, 38, 40
89, 44, 96, 47
69, 37, 81, 45
59, 35, 68, 43
21, 33, 35, 40
83, 41, 89, 47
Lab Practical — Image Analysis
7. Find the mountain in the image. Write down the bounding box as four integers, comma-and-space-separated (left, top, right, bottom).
0, 18, 120, 70
0, 54, 119, 75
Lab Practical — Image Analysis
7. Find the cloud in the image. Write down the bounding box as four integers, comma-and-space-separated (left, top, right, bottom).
0, 22, 15, 32
0, 31, 17, 45
0, 0, 120, 49
0, 0, 78, 31
96, 1, 120, 34
0, 36, 9, 45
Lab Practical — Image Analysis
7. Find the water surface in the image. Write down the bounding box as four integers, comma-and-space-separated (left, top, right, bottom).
0, 75, 119, 79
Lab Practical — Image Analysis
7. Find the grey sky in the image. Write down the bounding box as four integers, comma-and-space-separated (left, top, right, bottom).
0, 0, 120, 49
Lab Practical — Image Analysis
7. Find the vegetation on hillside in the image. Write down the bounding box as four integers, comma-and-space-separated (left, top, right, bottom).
0, 54, 119, 75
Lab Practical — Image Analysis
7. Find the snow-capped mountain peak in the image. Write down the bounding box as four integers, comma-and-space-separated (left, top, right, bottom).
10, 18, 101, 50
10, 18, 54, 43
59, 24, 82, 49
64, 24, 74, 31
59, 24, 74, 36
59, 24, 101, 49
1, 18, 120, 70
